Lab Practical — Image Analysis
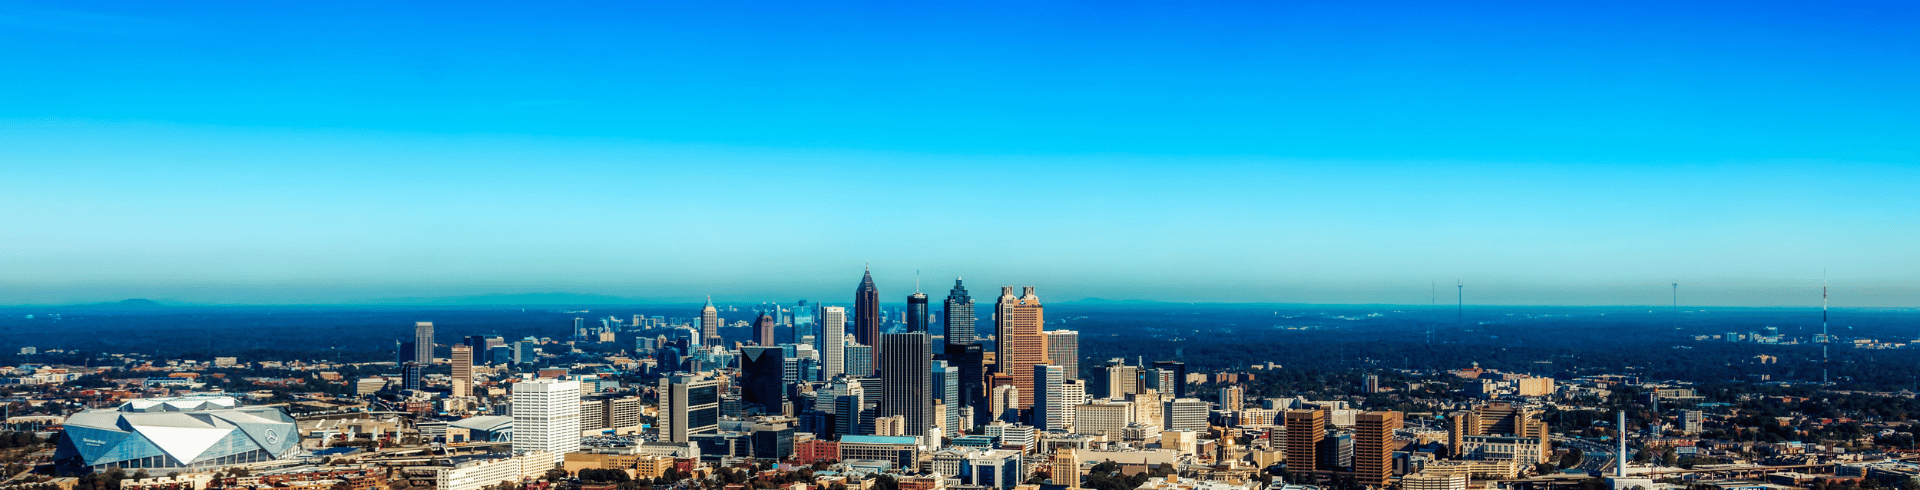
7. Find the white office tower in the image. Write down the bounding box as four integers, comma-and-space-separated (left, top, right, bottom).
1034, 364, 1068, 432
821, 307, 848, 379
1045, 330, 1080, 380
1164, 397, 1208, 432
512, 378, 581, 466
1063, 379, 1085, 430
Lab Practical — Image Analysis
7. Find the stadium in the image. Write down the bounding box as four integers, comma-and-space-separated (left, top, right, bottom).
55, 395, 302, 473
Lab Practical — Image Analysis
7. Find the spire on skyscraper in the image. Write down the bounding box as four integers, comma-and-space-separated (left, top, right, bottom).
854, 265, 882, 361
700, 295, 721, 347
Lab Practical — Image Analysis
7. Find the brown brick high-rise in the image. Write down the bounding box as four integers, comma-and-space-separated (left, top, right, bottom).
1356, 411, 1403, 487
1284, 409, 1326, 474
995, 286, 1046, 410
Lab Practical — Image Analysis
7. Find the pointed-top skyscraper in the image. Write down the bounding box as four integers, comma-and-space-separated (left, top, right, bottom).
855, 265, 881, 350
755, 312, 777, 346
944, 278, 975, 345
943, 277, 986, 421
701, 296, 721, 347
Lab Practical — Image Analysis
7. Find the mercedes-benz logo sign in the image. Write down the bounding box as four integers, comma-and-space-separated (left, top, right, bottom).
264, 428, 279, 445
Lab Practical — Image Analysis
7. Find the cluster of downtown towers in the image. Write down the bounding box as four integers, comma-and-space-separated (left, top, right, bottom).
675, 269, 1189, 442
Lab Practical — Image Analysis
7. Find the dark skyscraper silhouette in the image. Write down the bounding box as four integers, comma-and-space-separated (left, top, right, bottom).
907, 291, 929, 333
879, 332, 933, 438
944, 278, 975, 345
854, 266, 881, 350
739, 346, 786, 414
947, 343, 986, 422
941, 278, 984, 418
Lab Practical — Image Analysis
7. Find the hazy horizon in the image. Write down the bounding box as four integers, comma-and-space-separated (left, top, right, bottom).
4, 276, 1915, 308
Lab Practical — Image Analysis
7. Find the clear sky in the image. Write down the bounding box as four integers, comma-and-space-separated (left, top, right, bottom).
3, 0, 1917, 306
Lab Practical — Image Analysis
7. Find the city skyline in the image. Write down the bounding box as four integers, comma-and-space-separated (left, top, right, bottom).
9, 2, 1920, 489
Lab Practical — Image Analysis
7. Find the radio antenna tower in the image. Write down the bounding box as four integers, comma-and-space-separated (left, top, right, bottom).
1429, 281, 1436, 344
1456, 280, 1464, 329
1823, 272, 1830, 385
1672, 282, 1679, 331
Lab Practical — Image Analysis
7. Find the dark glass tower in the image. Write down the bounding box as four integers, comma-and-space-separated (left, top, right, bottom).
943, 278, 975, 345
940, 278, 985, 420
906, 292, 930, 333
855, 266, 881, 349
879, 332, 933, 438
739, 346, 787, 414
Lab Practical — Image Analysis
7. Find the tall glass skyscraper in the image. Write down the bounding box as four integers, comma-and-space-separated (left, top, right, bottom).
943, 278, 975, 345
942, 278, 985, 419
879, 332, 933, 438
794, 300, 814, 349
906, 291, 930, 333
855, 267, 881, 349
933, 360, 960, 436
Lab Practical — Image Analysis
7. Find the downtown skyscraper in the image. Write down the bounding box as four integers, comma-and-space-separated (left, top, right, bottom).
943, 278, 975, 345
449, 344, 473, 398
995, 286, 1046, 411
1033, 364, 1067, 432
854, 266, 880, 349
755, 312, 777, 346
512, 378, 581, 466
413, 321, 434, 363
907, 290, 930, 334
879, 332, 933, 438
1356, 411, 1404, 487
404, 321, 434, 391
942, 278, 985, 418
1046, 330, 1080, 381
820, 306, 847, 380
701, 296, 721, 347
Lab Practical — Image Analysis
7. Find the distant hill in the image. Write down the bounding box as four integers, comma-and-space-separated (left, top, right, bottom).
354, 292, 645, 306
36, 298, 171, 311
1058, 297, 1181, 305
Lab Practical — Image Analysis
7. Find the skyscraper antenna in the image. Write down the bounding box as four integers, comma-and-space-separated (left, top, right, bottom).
915, 270, 921, 293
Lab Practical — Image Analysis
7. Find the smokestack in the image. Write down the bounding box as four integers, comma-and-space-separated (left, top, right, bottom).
1616, 410, 1627, 477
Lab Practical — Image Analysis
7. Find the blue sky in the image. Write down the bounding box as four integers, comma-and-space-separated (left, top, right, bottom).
3, 0, 1917, 306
